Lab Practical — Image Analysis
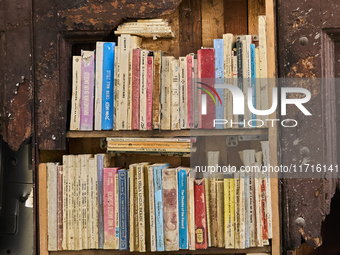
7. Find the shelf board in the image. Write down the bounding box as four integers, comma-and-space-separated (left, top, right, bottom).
50, 246, 271, 254
67, 128, 268, 138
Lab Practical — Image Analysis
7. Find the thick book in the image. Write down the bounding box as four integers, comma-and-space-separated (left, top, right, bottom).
95, 42, 104, 130
47, 162, 58, 251
214, 39, 224, 129
178, 168, 188, 249
194, 179, 208, 249
70, 56, 81, 131
118, 169, 129, 250
140, 49, 149, 130
186, 53, 195, 128
131, 48, 141, 130
101, 42, 115, 130
80, 50, 95, 130
160, 56, 173, 130
197, 48, 215, 129
146, 52, 154, 130
57, 165, 63, 250
103, 167, 119, 249
179, 57, 187, 129
152, 51, 163, 129
162, 168, 179, 251
153, 163, 170, 251
171, 58, 180, 130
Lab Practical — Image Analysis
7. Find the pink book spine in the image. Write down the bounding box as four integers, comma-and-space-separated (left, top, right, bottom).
146, 53, 154, 130
57, 165, 63, 250
197, 51, 202, 129
80, 51, 95, 130
132, 49, 141, 130
186, 55, 194, 129
103, 167, 119, 248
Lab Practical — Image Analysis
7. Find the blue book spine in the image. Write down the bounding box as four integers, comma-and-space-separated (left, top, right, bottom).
250, 44, 256, 127
244, 173, 250, 248
118, 169, 129, 250
97, 154, 104, 249
214, 39, 224, 129
178, 169, 188, 249
102, 42, 115, 130
153, 164, 170, 251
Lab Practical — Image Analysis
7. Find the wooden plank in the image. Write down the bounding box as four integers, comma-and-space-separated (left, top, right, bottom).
224, 0, 248, 35
141, 9, 180, 58
248, 0, 265, 35
49, 246, 271, 254
66, 128, 268, 138
38, 163, 48, 255
178, 0, 202, 56
201, 0, 224, 47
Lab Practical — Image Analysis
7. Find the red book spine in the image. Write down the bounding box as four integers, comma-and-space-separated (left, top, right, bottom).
197, 51, 202, 129
146, 53, 154, 130
57, 165, 63, 250
198, 49, 215, 129
194, 179, 207, 249
261, 178, 268, 242
132, 48, 141, 130
186, 55, 194, 128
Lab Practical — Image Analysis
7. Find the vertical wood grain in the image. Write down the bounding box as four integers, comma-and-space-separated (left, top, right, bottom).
248, 0, 265, 35
224, 0, 248, 35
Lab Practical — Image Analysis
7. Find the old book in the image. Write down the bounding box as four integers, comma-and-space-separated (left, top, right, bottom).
194, 179, 208, 249
143, 164, 151, 252
232, 53, 239, 128
255, 151, 264, 246
39, 164, 48, 254
203, 173, 211, 247
118, 34, 131, 130
101, 42, 115, 130
216, 178, 224, 247
114, 44, 120, 130
127, 36, 143, 130
47, 162, 58, 251
147, 165, 157, 252
118, 169, 129, 250
88, 157, 98, 248
259, 16, 268, 123
193, 55, 200, 128
94, 42, 104, 130
197, 48, 215, 129
234, 172, 240, 249
162, 168, 179, 251
179, 57, 187, 129
139, 49, 149, 130
57, 165, 63, 250
129, 164, 137, 251
152, 51, 163, 129
187, 170, 196, 250
186, 53, 195, 128
236, 37, 244, 127
214, 39, 224, 129
255, 47, 261, 116
114, 172, 120, 249
131, 48, 141, 130
72, 156, 79, 250
242, 35, 252, 124
171, 58, 180, 130
62, 156, 68, 250
75, 156, 82, 251
80, 154, 91, 249
68, 155, 75, 250
224, 175, 235, 248
80, 50, 95, 130
239, 171, 246, 249
70, 56, 81, 131
146, 52, 154, 130
178, 168, 188, 249
250, 44, 256, 126
160, 56, 173, 130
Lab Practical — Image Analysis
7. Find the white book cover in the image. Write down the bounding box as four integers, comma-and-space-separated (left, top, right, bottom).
140, 49, 149, 130
70, 56, 81, 130
95, 42, 104, 130
160, 56, 172, 130
73, 156, 79, 250
75, 156, 82, 250
171, 58, 180, 130
114, 44, 120, 130
47, 162, 58, 251
68, 155, 75, 250
119, 34, 130, 130
88, 157, 96, 249
62, 156, 68, 250
179, 57, 187, 129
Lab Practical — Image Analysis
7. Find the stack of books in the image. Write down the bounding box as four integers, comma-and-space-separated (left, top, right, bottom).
42, 141, 272, 251
69, 15, 269, 131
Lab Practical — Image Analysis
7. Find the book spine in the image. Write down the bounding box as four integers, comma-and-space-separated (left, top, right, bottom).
162, 168, 179, 251
94, 158, 99, 249
119, 34, 131, 130
204, 175, 211, 247
68, 156, 75, 250
47, 162, 58, 251
134, 167, 139, 251
254, 162, 263, 247
119, 169, 129, 250
160, 56, 172, 130
152, 51, 162, 129
101, 42, 115, 130
114, 44, 120, 130
250, 44, 256, 126
131, 48, 141, 130
129, 164, 136, 251
70, 56, 81, 130
261, 172, 269, 244
140, 49, 148, 130
214, 39, 224, 129
81, 155, 88, 249
74, 156, 81, 250
39, 164, 48, 254
216, 178, 224, 247
171, 58, 180, 130
198, 48, 215, 129
97, 155, 104, 249
259, 16, 268, 123
194, 179, 208, 249
255, 47, 261, 115
239, 172, 246, 249
232, 53, 239, 128
114, 173, 120, 248
148, 166, 157, 252
137, 165, 146, 252
95, 42, 104, 130
188, 174, 196, 250
62, 156, 68, 250
197, 52, 202, 128
236, 38, 244, 127
146, 53, 154, 130
80, 51, 95, 130
57, 165, 63, 250
186, 54, 194, 128
154, 166, 165, 251
243, 35, 252, 124
234, 172, 240, 249
179, 57, 187, 129
178, 169, 188, 249
224, 178, 235, 248
244, 170, 250, 248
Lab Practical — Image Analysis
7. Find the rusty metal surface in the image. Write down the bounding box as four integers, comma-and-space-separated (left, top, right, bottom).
0, 0, 33, 151
278, 0, 340, 250
34, 0, 183, 150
